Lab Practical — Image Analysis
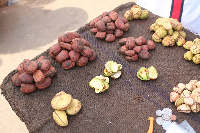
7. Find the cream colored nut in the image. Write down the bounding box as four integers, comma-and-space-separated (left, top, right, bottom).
171, 31, 180, 42
167, 29, 173, 36
184, 51, 193, 61
191, 88, 200, 103
170, 92, 180, 102
131, 5, 142, 19
192, 54, 200, 64
53, 110, 68, 126
124, 10, 134, 20
162, 35, 175, 47
172, 86, 184, 94
176, 36, 186, 46
66, 99, 82, 115
177, 104, 191, 113
51, 91, 73, 110
184, 97, 194, 105
150, 23, 160, 31
179, 30, 186, 38
180, 90, 191, 98
177, 83, 185, 91
185, 82, 196, 91
193, 38, 200, 45
139, 9, 149, 19
190, 102, 200, 113
196, 81, 200, 88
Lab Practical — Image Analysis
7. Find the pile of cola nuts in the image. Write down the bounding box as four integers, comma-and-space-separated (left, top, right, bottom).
12, 56, 56, 93
118, 36, 155, 61
90, 11, 130, 42
170, 80, 200, 113
50, 32, 97, 69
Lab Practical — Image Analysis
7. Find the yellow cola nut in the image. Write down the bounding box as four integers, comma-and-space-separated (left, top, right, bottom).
53, 110, 68, 126
66, 99, 82, 115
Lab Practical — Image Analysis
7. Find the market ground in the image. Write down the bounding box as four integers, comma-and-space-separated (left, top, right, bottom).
0, 0, 137, 132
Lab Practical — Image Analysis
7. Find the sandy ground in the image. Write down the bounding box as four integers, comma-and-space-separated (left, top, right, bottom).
0, 0, 137, 132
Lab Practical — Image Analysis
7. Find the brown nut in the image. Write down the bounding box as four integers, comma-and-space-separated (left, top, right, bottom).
126, 38, 136, 49
106, 30, 114, 34
37, 56, 51, 71
133, 46, 142, 53
62, 60, 75, 69
138, 50, 150, 60
18, 72, 34, 84
23, 59, 38, 74
17, 62, 25, 73
135, 38, 143, 46
80, 38, 90, 47
119, 45, 128, 54
147, 40, 155, 50
105, 34, 116, 42
91, 28, 99, 35
95, 20, 106, 32
125, 50, 136, 56
124, 23, 130, 32
50, 43, 62, 56
102, 16, 111, 23
88, 49, 97, 61
33, 70, 45, 83
55, 50, 70, 63
141, 45, 149, 51
21, 83, 37, 93
69, 50, 80, 62
76, 56, 88, 67
119, 38, 127, 45
115, 19, 125, 30
80, 46, 93, 57
59, 42, 72, 51
138, 36, 146, 45
12, 72, 22, 86
95, 31, 106, 39
106, 22, 116, 31
118, 17, 128, 23
125, 54, 138, 62
35, 77, 51, 89
63, 32, 80, 43
71, 38, 84, 52
42, 66, 56, 78
115, 29, 124, 38
109, 11, 118, 21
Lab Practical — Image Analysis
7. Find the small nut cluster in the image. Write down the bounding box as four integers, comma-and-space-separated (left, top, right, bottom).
50, 32, 97, 69
184, 38, 200, 64
118, 36, 155, 61
89, 61, 122, 93
90, 11, 130, 42
12, 56, 56, 93
124, 5, 149, 20
51, 91, 82, 126
150, 18, 186, 47
170, 80, 200, 113
137, 66, 158, 81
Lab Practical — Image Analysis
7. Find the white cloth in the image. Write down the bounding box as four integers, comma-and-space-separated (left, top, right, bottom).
137, 0, 200, 35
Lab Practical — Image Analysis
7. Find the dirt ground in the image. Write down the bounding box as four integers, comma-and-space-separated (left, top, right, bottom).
0, 0, 137, 132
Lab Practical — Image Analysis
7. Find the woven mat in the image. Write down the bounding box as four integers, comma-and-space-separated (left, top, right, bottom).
1, 2, 200, 133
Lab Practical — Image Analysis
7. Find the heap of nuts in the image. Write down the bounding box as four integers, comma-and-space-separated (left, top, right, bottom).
50, 32, 97, 69
90, 11, 130, 42
150, 18, 186, 47
184, 38, 200, 64
12, 56, 56, 93
51, 91, 82, 127
124, 5, 149, 20
118, 36, 155, 61
170, 80, 200, 113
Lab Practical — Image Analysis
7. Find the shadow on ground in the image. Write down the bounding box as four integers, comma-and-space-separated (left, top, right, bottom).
0, 5, 88, 54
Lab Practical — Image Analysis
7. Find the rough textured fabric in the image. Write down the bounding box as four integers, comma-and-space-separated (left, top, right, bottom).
1, 2, 200, 133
